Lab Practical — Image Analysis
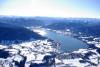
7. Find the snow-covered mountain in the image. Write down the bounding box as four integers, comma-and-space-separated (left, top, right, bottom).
0, 16, 100, 67
1, 39, 100, 67
0, 39, 58, 67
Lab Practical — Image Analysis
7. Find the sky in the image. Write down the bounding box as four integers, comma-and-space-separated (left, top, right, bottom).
0, 0, 100, 18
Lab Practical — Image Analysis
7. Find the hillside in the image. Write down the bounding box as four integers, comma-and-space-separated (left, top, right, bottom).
45, 21, 100, 36
0, 22, 44, 44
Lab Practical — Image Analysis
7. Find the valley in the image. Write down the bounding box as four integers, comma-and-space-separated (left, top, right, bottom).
0, 16, 100, 67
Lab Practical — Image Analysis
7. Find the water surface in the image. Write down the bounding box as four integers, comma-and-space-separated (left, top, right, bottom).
44, 30, 87, 52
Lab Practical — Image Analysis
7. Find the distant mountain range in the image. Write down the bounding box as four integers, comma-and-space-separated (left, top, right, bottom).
0, 16, 100, 39
0, 16, 45, 27
0, 16, 100, 27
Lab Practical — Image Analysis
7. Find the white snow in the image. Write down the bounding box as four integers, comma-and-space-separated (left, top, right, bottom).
0, 45, 7, 49
13, 55, 23, 62
0, 39, 58, 67
33, 29, 47, 36
0, 36, 100, 67
62, 58, 89, 67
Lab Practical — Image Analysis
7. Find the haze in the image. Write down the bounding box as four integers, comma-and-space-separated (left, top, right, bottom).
0, 0, 100, 18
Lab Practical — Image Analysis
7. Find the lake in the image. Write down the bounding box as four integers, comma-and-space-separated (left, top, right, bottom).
44, 30, 88, 52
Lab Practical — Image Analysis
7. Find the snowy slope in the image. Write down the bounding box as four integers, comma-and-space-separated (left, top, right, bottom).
0, 39, 100, 67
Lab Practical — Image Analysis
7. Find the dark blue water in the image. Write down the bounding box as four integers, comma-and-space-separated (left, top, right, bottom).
45, 30, 87, 52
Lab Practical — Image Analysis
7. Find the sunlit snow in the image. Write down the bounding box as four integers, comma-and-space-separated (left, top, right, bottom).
33, 29, 47, 36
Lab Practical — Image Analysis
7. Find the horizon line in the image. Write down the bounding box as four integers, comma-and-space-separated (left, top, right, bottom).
0, 15, 100, 19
